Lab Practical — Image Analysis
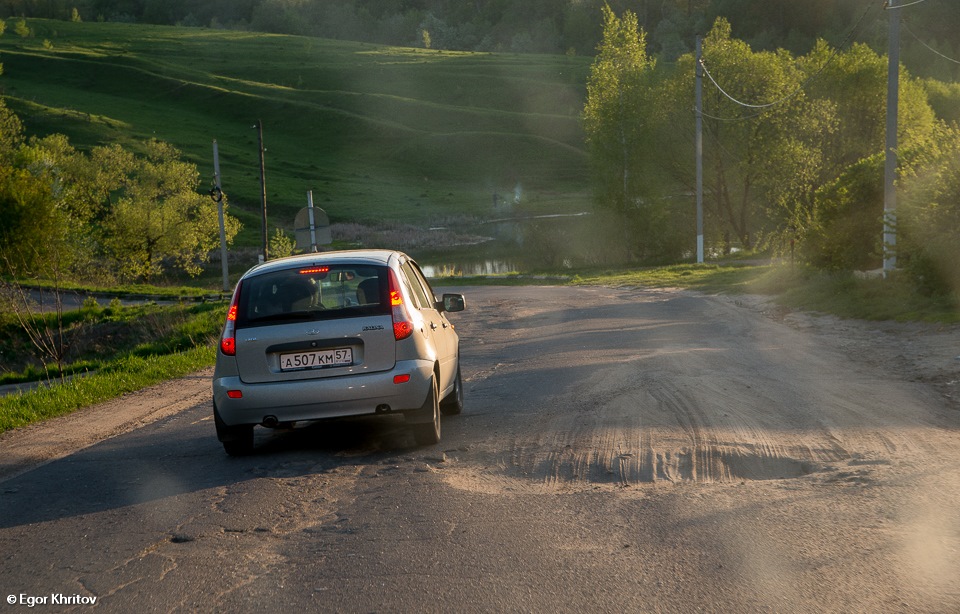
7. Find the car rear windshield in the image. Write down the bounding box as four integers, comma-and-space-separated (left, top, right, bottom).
236, 264, 390, 326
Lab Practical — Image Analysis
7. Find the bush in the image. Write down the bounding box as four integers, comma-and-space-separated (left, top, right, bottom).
898, 127, 960, 297
802, 155, 883, 272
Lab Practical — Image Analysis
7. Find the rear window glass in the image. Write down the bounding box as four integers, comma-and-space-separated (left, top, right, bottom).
237, 264, 389, 326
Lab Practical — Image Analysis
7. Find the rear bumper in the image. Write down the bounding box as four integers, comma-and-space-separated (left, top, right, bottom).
213, 359, 434, 426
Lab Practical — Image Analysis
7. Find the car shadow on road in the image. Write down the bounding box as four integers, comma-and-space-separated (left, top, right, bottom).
251, 414, 421, 456
0, 411, 453, 530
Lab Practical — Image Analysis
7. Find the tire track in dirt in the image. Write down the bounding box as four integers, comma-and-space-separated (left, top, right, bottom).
441, 286, 957, 495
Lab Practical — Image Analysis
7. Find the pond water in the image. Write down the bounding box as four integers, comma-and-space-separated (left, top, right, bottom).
420, 259, 519, 278
420, 212, 590, 277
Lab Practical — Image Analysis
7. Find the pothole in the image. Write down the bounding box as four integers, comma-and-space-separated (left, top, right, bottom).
511, 445, 822, 486
711, 448, 820, 482
441, 444, 828, 494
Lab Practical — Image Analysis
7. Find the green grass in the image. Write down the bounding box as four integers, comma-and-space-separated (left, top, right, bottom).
0, 346, 214, 433
568, 262, 960, 323
4, 276, 227, 299
0, 293, 226, 434
0, 298, 226, 383
0, 19, 592, 243
569, 263, 769, 294
751, 268, 960, 323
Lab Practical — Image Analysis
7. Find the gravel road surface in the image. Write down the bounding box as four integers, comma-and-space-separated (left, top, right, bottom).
1, 285, 958, 612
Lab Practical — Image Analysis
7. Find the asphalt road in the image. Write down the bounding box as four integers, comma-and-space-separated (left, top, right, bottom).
1, 285, 958, 612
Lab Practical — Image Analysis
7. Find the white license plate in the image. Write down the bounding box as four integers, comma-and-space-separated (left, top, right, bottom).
279, 348, 353, 370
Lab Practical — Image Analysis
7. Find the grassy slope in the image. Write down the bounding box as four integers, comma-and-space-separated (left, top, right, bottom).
0, 19, 592, 244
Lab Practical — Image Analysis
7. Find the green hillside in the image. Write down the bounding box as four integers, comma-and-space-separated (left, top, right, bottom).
0, 19, 592, 242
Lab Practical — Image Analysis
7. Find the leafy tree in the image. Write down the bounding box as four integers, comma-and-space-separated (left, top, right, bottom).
98, 139, 241, 282
802, 154, 883, 271
0, 168, 58, 275
1, 100, 242, 285
923, 78, 960, 125
0, 101, 49, 275
801, 40, 937, 174
14, 18, 31, 37
0, 98, 23, 160
250, 0, 306, 36
562, 1, 599, 56
269, 227, 295, 259
793, 39, 938, 271
582, 5, 664, 258
898, 123, 960, 295
15, 134, 116, 279
655, 18, 837, 253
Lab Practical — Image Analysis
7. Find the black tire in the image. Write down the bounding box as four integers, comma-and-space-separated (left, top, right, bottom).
214, 402, 255, 456
222, 431, 254, 456
440, 364, 464, 416
412, 376, 441, 446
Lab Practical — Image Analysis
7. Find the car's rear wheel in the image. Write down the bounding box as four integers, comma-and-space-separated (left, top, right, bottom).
412, 376, 441, 446
440, 364, 463, 416
222, 430, 254, 456
214, 402, 255, 456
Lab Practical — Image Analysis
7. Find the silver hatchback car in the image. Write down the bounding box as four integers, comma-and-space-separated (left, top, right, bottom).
212, 249, 465, 455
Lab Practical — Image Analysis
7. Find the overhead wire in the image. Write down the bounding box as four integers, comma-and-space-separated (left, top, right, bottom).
901, 17, 960, 65
885, 0, 932, 9
697, 0, 879, 121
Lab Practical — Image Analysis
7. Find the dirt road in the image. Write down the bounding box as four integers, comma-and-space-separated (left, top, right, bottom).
1, 285, 958, 612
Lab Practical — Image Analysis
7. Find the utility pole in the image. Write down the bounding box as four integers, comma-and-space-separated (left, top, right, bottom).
307, 191, 318, 253
883, 0, 900, 277
211, 139, 229, 292
619, 67, 629, 211
695, 35, 704, 264
256, 119, 268, 263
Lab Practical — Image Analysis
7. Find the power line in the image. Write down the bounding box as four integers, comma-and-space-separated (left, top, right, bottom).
699, 61, 800, 110
902, 18, 960, 65
697, 0, 878, 121
885, 0, 932, 9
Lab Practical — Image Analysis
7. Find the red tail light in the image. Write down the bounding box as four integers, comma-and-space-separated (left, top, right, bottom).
299, 266, 329, 275
220, 285, 241, 356
388, 270, 414, 341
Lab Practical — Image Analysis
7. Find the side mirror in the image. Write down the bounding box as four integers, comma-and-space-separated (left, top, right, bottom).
440, 293, 466, 313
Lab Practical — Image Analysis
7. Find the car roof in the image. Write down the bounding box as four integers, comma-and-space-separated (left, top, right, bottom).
241, 249, 405, 278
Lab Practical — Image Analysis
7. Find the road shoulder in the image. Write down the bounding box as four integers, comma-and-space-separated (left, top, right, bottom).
0, 367, 213, 483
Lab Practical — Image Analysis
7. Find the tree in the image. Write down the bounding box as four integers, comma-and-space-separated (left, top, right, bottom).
803, 154, 884, 271
655, 18, 838, 252
15, 134, 118, 279
583, 5, 655, 212
14, 18, 31, 37
793, 40, 938, 271
0, 100, 56, 275
0, 168, 59, 274
2, 99, 241, 283
98, 139, 241, 281
0, 98, 23, 160
583, 5, 671, 259
801, 40, 937, 174
269, 227, 295, 259
897, 123, 960, 295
